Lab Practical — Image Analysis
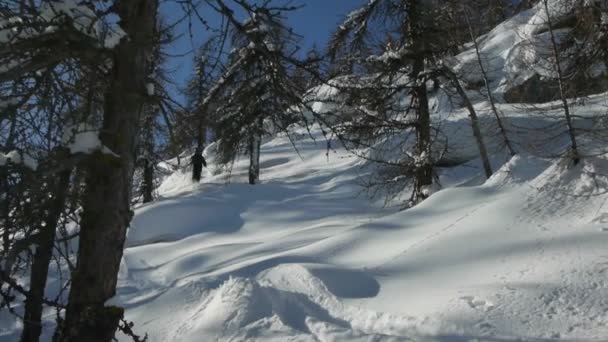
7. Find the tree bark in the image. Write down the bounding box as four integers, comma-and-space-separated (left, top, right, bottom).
413, 74, 433, 200
192, 125, 206, 182
142, 158, 154, 203
21, 168, 71, 342
54, 0, 158, 341
407, 0, 433, 203
248, 118, 262, 185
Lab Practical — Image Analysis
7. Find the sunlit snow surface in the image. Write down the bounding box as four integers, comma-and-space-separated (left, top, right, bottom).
110, 121, 608, 341
2, 115, 608, 341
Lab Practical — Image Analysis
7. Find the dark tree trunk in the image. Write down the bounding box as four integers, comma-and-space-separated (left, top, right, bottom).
191, 152, 204, 182
142, 158, 154, 203
54, 0, 157, 341
408, 0, 433, 203
21, 168, 71, 342
413, 76, 433, 201
248, 118, 262, 185
1, 167, 11, 257
2, 109, 18, 258
191, 127, 205, 182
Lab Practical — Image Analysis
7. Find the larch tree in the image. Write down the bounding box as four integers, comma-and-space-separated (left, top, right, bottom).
54, 0, 159, 340
327, 0, 456, 205
0, 2, 119, 341
200, 4, 310, 185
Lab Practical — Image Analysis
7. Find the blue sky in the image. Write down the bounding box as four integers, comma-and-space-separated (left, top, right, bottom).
285, 0, 367, 50
161, 0, 366, 103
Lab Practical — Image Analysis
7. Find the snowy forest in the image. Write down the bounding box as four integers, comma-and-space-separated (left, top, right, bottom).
1, 0, 608, 341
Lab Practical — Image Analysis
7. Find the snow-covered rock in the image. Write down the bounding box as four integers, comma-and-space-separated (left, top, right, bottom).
451, 0, 608, 102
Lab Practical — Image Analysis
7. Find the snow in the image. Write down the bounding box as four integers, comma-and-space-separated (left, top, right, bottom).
62, 124, 118, 156
104, 27, 126, 49
3, 101, 608, 341
67, 131, 104, 154
39, 0, 100, 37
96, 117, 608, 341
0, 150, 37, 170
146, 83, 155, 96
21, 154, 38, 170
0, 150, 21, 166
7, 82, 607, 342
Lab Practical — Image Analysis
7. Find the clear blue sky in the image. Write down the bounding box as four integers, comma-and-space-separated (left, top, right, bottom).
162, 0, 366, 103
285, 0, 367, 50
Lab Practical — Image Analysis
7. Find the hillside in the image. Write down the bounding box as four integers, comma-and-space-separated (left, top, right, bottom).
106, 2, 608, 340
103, 119, 608, 341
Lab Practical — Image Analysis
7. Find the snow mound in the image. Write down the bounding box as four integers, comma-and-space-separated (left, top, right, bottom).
484, 154, 551, 187
174, 277, 275, 341
524, 157, 608, 226
170, 265, 420, 342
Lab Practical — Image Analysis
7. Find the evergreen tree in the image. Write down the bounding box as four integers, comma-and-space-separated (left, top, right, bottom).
205, 7, 308, 185
327, 0, 450, 205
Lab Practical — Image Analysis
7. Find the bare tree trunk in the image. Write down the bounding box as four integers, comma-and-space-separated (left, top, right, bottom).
142, 158, 154, 203
1, 169, 11, 258
141, 110, 155, 202
413, 73, 433, 201
192, 123, 206, 182
54, 0, 157, 341
465, 11, 516, 156
443, 67, 493, 178
543, 0, 580, 164
21, 168, 71, 342
1, 108, 19, 257
408, 0, 433, 203
248, 120, 262, 185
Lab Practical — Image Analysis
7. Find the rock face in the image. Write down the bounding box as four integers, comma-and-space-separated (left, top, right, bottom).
504, 74, 560, 103
504, 73, 608, 104
503, 2, 608, 104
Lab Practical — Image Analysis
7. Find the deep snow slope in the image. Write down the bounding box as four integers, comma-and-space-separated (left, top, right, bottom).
112, 124, 608, 342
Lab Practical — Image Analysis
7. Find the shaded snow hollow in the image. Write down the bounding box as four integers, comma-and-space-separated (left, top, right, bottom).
111, 124, 608, 341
